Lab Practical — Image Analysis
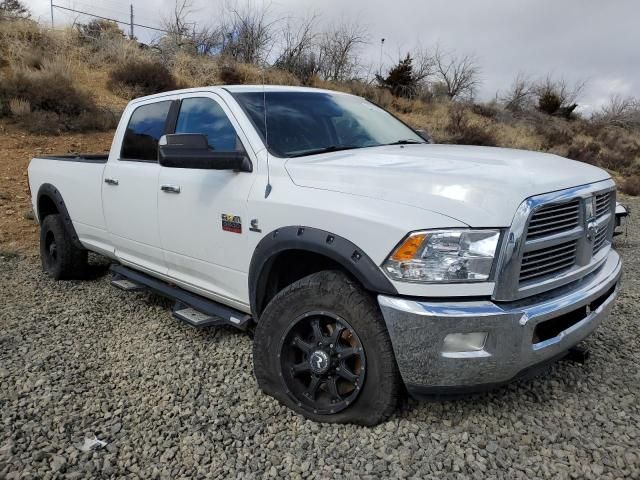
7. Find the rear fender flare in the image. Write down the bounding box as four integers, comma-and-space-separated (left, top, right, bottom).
36, 183, 83, 250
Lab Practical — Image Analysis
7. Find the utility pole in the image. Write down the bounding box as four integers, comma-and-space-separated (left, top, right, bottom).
379, 38, 385, 75
129, 4, 134, 40
50, 0, 54, 27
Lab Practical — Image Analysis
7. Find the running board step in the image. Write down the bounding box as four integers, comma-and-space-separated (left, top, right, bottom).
172, 303, 226, 328
109, 264, 253, 331
111, 277, 145, 291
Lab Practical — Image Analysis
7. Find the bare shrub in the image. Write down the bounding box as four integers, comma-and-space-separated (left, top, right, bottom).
345, 81, 394, 109
170, 51, 219, 87
0, 61, 94, 116
619, 175, 640, 196
501, 73, 534, 112
445, 105, 496, 146
471, 103, 499, 119
218, 62, 298, 86
0, 18, 51, 66
8, 97, 30, 116
76, 19, 124, 43
534, 122, 572, 149
566, 140, 601, 165
0, 0, 29, 21
0, 58, 117, 133
108, 59, 178, 97
16, 110, 60, 134
595, 127, 640, 159
593, 95, 640, 129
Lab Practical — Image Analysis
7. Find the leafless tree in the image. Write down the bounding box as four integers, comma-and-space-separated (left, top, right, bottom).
162, 0, 193, 40
191, 25, 224, 56
433, 47, 481, 100
219, 2, 276, 65
593, 95, 640, 128
317, 21, 368, 81
501, 72, 534, 112
274, 14, 319, 80
412, 46, 436, 84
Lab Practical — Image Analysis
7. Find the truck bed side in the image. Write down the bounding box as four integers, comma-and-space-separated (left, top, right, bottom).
28, 155, 114, 256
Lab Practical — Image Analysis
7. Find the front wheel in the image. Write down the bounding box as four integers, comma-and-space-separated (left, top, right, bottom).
253, 270, 401, 425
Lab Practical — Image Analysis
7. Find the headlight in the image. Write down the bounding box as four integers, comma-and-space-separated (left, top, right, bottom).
383, 229, 501, 283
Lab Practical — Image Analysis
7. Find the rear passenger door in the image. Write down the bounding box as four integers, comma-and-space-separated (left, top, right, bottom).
157, 94, 256, 309
102, 99, 173, 275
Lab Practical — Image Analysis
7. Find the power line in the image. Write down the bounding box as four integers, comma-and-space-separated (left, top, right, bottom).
51, 3, 170, 34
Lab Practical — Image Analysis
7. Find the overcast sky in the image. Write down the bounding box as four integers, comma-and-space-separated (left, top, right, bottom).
25, 0, 640, 113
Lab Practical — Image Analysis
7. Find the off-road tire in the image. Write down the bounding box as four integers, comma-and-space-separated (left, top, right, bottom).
253, 270, 402, 425
40, 214, 88, 280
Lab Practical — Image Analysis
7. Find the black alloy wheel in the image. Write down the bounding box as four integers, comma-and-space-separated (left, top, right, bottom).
279, 311, 366, 415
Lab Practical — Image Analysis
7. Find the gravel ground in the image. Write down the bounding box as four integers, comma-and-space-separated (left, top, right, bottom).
1, 199, 639, 480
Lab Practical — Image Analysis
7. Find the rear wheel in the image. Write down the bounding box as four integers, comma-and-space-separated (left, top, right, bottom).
40, 214, 87, 280
253, 270, 401, 425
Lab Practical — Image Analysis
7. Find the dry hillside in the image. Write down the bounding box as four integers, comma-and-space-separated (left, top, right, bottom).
1, 18, 639, 255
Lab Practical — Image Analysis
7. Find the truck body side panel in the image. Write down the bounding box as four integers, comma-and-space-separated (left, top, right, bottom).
28, 157, 113, 256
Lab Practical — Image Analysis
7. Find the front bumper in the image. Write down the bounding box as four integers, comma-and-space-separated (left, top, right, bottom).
378, 249, 622, 397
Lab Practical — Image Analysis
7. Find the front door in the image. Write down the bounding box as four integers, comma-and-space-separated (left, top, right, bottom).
102, 99, 173, 275
157, 94, 256, 308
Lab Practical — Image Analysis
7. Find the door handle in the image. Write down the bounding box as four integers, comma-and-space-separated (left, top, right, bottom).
104, 178, 119, 186
161, 184, 181, 194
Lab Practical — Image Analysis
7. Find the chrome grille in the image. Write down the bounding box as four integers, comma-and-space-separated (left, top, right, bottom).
493, 180, 617, 301
526, 199, 581, 240
593, 225, 608, 254
520, 240, 578, 282
595, 191, 613, 218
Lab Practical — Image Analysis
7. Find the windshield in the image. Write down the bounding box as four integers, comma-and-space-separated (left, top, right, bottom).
232, 91, 425, 157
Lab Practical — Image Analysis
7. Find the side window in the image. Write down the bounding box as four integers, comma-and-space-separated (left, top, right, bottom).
175, 97, 243, 152
120, 101, 172, 161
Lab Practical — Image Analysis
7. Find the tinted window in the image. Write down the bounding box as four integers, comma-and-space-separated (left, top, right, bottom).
233, 91, 424, 157
175, 98, 242, 151
120, 101, 172, 161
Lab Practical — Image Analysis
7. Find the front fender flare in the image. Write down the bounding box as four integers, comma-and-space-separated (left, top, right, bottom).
248, 226, 398, 317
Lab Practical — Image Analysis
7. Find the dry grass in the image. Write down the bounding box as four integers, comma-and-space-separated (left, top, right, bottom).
1, 18, 639, 193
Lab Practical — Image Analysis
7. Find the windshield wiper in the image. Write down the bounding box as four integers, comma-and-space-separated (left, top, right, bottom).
289, 145, 362, 158
384, 139, 425, 146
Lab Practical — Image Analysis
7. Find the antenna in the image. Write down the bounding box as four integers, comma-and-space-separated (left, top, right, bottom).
262, 69, 272, 198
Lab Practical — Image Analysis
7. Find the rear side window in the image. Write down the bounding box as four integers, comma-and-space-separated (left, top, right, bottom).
120, 101, 172, 161
175, 97, 243, 152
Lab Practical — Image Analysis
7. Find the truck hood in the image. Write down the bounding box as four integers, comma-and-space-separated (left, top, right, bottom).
284, 144, 611, 227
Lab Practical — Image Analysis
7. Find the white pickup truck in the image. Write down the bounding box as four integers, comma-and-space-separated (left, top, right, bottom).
28, 86, 622, 425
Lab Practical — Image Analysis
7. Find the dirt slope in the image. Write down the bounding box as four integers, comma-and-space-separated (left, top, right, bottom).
0, 121, 114, 255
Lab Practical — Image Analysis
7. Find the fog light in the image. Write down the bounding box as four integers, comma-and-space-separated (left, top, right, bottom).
442, 332, 487, 353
